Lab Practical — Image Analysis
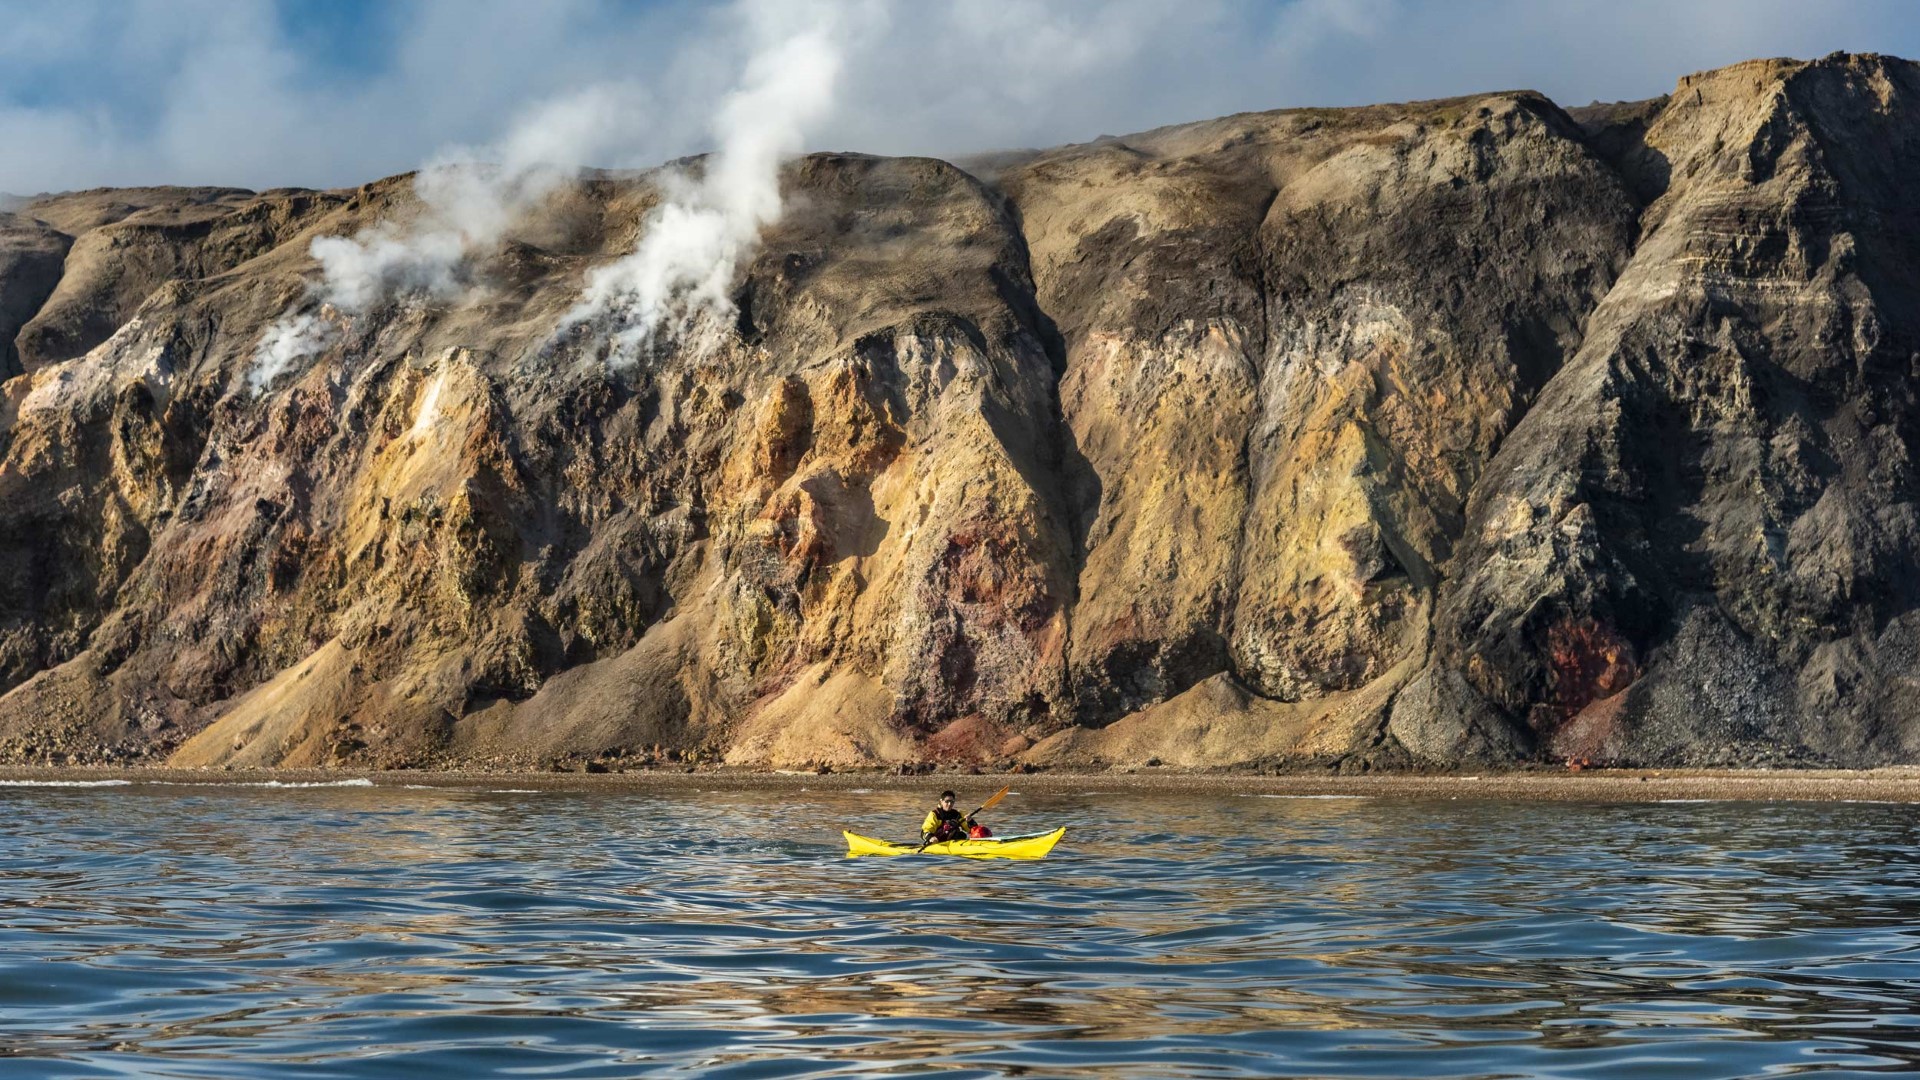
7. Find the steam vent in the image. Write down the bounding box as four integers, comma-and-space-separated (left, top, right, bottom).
4, 53, 1919, 772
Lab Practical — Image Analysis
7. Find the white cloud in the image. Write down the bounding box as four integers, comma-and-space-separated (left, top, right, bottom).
5, 0, 1917, 199
94, 0, 1886, 387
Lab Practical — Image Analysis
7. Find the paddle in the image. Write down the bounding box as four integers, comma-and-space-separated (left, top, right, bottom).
919, 784, 1012, 852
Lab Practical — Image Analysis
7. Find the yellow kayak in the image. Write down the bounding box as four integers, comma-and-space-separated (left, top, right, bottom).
843, 827, 1066, 860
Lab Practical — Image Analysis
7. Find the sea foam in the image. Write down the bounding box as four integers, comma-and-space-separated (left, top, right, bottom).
0, 779, 134, 787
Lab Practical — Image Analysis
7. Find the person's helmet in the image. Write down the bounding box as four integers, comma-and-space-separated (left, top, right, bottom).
969, 824, 991, 839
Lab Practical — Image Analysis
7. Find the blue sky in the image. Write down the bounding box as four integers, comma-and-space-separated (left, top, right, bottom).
3, 0, 1918, 194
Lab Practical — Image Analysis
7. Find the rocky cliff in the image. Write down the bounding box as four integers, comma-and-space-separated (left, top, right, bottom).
3, 53, 1918, 771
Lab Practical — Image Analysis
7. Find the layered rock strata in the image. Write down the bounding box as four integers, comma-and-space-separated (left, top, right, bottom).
1, 53, 1915, 770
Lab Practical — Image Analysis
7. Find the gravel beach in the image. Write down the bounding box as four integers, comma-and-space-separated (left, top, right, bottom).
6, 766, 1920, 802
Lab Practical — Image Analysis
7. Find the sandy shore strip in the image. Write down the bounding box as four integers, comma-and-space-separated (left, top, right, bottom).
3, 766, 1920, 802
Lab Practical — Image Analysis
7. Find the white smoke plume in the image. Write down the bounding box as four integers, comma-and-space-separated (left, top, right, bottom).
249, 0, 874, 387
561, 0, 876, 364
249, 81, 654, 388
248, 311, 338, 390
323, 82, 657, 310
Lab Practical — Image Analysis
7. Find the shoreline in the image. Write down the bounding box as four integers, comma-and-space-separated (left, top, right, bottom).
5, 765, 1920, 802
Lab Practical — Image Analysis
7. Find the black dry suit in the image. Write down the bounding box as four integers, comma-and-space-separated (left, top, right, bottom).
921, 806, 972, 843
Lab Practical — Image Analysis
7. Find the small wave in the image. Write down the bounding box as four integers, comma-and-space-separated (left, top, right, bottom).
244, 779, 376, 788
403, 784, 542, 793
150, 778, 376, 789
0, 779, 133, 787
1240, 793, 1372, 800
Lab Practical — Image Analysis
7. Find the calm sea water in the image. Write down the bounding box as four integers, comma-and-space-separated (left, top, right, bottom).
1, 780, 1917, 1078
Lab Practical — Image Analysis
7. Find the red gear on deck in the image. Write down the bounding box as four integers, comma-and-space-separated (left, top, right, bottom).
969, 824, 992, 839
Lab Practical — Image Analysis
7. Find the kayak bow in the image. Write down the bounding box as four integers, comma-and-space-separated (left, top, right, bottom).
843, 827, 1065, 860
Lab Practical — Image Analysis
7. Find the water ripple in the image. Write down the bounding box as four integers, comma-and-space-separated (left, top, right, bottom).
0, 786, 1917, 1077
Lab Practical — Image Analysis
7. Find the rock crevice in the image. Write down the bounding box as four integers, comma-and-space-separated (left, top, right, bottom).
2, 54, 1917, 770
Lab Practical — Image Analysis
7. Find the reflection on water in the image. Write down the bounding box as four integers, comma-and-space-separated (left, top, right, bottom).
1, 784, 1918, 1077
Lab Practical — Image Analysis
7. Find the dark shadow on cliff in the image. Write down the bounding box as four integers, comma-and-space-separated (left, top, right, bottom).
1565, 96, 1674, 208
987, 256, 1101, 592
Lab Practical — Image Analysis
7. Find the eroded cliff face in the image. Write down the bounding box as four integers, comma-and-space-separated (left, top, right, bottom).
2, 53, 1917, 771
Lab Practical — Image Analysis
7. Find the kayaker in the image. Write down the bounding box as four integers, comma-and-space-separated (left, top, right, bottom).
921, 790, 977, 843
